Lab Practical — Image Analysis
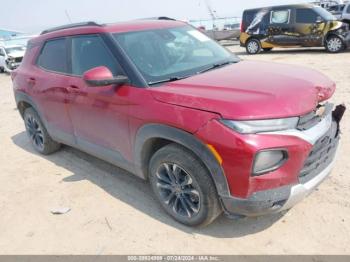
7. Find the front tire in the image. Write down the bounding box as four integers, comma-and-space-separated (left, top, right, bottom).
23, 107, 61, 155
246, 38, 261, 54
325, 35, 344, 53
149, 144, 222, 227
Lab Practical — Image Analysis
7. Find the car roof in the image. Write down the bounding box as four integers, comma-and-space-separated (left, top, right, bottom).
243, 4, 315, 13
30, 19, 187, 44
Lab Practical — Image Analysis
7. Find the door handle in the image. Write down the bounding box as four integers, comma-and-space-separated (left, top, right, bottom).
69, 85, 79, 89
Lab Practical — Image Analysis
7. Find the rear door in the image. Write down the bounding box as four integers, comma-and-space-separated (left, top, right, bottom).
34, 38, 75, 143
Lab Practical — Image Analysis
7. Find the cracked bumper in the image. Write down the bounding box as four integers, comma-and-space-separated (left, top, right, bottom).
221, 104, 345, 218
221, 157, 336, 217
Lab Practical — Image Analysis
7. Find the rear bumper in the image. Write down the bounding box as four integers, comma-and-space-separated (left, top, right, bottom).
221, 156, 336, 217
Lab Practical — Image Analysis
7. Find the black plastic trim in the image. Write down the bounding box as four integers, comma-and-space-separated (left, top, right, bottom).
134, 124, 231, 197
40, 22, 102, 35
221, 184, 292, 217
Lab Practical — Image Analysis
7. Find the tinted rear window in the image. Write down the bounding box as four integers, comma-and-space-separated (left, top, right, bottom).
37, 38, 68, 73
296, 8, 318, 23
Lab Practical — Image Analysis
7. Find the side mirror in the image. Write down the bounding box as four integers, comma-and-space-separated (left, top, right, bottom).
83, 66, 129, 87
316, 16, 324, 24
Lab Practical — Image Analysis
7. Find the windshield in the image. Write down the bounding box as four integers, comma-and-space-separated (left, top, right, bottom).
314, 6, 336, 21
113, 25, 239, 84
5, 46, 25, 54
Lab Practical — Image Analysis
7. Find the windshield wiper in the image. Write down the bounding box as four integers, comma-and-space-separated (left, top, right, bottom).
197, 60, 237, 74
148, 76, 189, 85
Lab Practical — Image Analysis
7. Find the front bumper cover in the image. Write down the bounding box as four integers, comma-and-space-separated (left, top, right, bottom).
221, 104, 346, 218
221, 157, 336, 217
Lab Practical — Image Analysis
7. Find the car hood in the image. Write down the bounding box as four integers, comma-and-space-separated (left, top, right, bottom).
150, 60, 335, 120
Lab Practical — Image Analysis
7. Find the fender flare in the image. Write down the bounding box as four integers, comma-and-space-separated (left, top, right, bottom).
134, 124, 231, 197
14, 91, 48, 126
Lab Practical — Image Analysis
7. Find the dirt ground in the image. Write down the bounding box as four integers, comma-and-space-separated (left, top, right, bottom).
0, 45, 349, 255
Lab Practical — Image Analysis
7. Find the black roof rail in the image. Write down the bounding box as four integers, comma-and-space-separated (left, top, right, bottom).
157, 17, 176, 21
139, 16, 177, 21
40, 21, 101, 35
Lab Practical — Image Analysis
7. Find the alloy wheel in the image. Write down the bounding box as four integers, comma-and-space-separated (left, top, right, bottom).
25, 115, 44, 151
247, 40, 260, 54
327, 37, 343, 52
155, 163, 201, 218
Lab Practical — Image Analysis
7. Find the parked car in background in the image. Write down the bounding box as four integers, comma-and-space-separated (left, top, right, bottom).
12, 20, 345, 227
329, 3, 350, 21
0, 45, 26, 73
240, 4, 350, 54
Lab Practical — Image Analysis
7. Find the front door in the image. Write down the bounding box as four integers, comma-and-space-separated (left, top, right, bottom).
267, 8, 299, 46
295, 8, 325, 46
66, 34, 132, 167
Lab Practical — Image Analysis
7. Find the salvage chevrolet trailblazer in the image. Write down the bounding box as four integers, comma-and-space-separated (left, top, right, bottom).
12, 20, 346, 227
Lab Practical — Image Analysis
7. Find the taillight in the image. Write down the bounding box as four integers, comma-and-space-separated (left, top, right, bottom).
240, 21, 244, 32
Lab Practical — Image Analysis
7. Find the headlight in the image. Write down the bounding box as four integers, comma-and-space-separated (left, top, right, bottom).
220, 117, 299, 134
6, 57, 15, 63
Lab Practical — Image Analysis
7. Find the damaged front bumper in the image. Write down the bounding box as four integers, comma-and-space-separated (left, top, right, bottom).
221, 104, 346, 218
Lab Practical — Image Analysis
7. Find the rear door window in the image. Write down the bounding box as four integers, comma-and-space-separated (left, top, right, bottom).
71, 35, 122, 76
270, 9, 291, 24
296, 9, 318, 23
37, 38, 68, 73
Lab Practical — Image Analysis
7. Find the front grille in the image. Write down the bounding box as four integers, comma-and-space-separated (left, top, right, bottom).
14, 57, 23, 63
299, 119, 339, 184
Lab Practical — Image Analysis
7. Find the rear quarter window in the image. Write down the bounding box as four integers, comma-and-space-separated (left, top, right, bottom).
37, 38, 68, 73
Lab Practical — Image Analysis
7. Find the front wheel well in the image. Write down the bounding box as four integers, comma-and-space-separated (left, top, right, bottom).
17, 101, 33, 118
324, 33, 343, 43
140, 138, 173, 179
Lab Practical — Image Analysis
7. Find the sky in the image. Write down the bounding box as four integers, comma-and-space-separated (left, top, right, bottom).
1, 0, 306, 33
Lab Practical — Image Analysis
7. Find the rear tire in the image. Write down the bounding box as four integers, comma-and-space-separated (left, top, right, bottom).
23, 107, 61, 155
325, 35, 344, 53
149, 143, 222, 227
246, 38, 261, 54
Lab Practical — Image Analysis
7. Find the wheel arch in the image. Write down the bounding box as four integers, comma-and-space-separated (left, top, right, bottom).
324, 31, 346, 46
134, 124, 231, 197
14, 92, 47, 125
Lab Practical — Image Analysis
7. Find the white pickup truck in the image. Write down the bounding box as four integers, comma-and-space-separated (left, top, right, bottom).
0, 45, 26, 73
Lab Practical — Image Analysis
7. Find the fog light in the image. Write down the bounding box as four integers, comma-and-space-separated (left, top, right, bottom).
252, 150, 287, 176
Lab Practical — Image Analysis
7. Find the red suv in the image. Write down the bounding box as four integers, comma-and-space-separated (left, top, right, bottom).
12, 20, 345, 227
